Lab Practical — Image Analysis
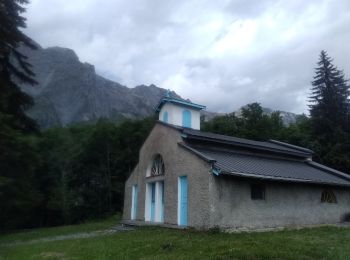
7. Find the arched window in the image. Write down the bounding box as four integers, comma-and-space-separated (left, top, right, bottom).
182, 110, 191, 128
150, 154, 165, 177
321, 190, 337, 203
163, 111, 168, 123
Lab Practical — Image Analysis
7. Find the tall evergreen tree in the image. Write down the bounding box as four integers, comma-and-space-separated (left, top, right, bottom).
309, 50, 350, 134
0, 0, 37, 132
308, 50, 350, 173
0, 0, 40, 230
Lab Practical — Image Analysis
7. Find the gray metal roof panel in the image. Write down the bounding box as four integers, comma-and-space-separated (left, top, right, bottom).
191, 146, 350, 186
182, 128, 312, 157
268, 139, 314, 154
307, 161, 350, 181
178, 142, 216, 162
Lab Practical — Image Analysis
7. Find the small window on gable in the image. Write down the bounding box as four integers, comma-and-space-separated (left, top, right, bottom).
321, 190, 337, 203
163, 111, 168, 123
150, 154, 165, 177
251, 184, 265, 200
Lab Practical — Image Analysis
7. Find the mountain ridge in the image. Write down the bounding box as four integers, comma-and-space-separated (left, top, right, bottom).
19, 43, 299, 128
19, 43, 182, 128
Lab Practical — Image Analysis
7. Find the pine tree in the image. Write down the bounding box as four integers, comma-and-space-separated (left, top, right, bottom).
309, 50, 350, 135
0, 0, 41, 230
308, 50, 350, 173
0, 0, 38, 132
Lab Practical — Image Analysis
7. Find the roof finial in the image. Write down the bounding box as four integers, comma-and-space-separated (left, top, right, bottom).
165, 89, 171, 98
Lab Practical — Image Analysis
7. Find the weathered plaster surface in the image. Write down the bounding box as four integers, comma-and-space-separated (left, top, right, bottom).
209, 175, 350, 230
123, 123, 211, 229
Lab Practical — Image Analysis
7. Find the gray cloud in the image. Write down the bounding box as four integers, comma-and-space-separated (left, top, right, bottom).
24, 0, 350, 114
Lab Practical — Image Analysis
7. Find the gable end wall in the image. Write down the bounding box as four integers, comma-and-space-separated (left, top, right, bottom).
123, 123, 211, 229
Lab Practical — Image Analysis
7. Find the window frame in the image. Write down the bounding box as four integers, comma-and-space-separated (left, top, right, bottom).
149, 154, 165, 177
250, 184, 266, 200
321, 190, 337, 203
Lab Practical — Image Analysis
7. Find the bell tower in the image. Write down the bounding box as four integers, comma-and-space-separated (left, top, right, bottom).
155, 90, 205, 130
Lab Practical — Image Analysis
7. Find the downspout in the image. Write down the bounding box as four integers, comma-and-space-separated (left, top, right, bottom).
211, 164, 221, 176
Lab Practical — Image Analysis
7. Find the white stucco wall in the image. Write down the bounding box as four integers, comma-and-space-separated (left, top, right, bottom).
159, 103, 201, 130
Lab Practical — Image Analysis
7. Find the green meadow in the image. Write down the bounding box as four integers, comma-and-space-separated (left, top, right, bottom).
1, 216, 350, 259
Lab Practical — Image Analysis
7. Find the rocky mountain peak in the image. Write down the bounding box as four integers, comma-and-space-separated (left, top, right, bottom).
19, 44, 177, 128
18, 42, 299, 128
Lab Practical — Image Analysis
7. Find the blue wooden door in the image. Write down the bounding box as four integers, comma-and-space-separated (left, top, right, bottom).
179, 176, 188, 226
182, 110, 191, 128
150, 183, 156, 222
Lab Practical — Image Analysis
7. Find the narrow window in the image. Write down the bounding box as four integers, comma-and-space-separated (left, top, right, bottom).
321, 190, 337, 203
251, 184, 265, 200
182, 110, 191, 128
131, 185, 138, 220
163, 111, 168, 123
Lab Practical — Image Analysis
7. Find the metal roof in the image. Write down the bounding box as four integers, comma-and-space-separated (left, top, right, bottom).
182, 128, 313, 158
155, 96, 206, 112
185, 145, 350, 187
156, 122, 350, 187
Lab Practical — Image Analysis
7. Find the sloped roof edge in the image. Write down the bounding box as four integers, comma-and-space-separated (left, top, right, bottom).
155, 97, 206, 112
156, 121, 312, 158
182, 129, 311, 158
219, 169, 350, 187
268, 139, 314, 154
178, 142, 216, 162
307, 161, 350, 181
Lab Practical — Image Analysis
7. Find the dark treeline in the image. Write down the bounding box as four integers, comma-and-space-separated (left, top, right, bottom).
202, 103, 312, 155
1, 117, 155, 230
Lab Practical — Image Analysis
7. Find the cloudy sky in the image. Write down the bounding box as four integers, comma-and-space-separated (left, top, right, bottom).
24, 0, 350, 114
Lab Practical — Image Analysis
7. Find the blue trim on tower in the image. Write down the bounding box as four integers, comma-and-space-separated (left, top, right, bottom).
155, 96, 206, 112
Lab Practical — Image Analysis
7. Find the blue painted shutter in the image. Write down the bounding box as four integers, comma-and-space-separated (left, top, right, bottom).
161, 181, 164, 222
135, 186, 138, 219
179, 176, 188, 226
150, 183, 156, 222
163, 111, 168, 123
182, 110, 191, 128
132, 185, 138, 220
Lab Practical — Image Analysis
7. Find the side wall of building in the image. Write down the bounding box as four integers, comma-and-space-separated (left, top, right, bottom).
123, 123, 212, 229
209, 175, 350, 230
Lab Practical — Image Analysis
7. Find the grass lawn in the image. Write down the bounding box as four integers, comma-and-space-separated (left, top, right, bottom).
1, 216, 350, 259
